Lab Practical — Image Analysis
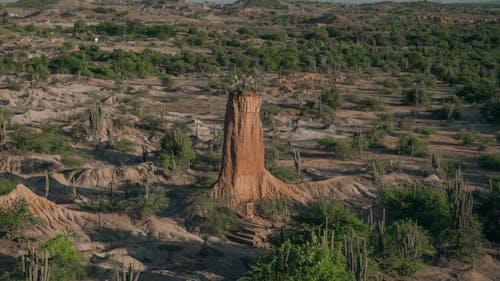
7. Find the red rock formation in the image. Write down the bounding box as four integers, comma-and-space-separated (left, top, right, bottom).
212, 90, 303, 204
212, 89, 379, 207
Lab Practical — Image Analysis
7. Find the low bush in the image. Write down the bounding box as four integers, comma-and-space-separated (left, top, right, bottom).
317, 137, 355, 160
481, 99, 500, 124
398, 136, 428, 157
0, 176, 18, 195
0, 198, 42, 240
12, 125, 69, 154
380, 187, 450, 235
357, 97, 386, 111
320, 86, 341, 109
380, 219, 436, 276
118, 193, 169, 219
454, 131, 480, 146
476, 176, 500, 242
42, 232, 86, 281
415, 126, 438, 136
478, 153, 500, 171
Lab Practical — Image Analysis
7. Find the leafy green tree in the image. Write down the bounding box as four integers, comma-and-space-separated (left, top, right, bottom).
42, 232, 86, 281
0, 199, 42, 240
398, 136, 428, 158
239, 240, 353, 281
160, 129, 195, 170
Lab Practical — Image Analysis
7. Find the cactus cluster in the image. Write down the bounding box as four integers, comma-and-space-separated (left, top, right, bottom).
20, 244, 50, 281
292, 147, 301, 175
446, 169, 473, 231
0, 108, 10, 142
395, 220, 423, 259
113, 262, 141, 281
343, 236, 368, 281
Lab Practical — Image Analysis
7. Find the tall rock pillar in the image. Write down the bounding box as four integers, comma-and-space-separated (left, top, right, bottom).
212, 90, 294, 204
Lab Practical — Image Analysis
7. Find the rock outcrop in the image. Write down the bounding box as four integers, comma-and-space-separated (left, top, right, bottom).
212, 90, 378, 206
0, 184, 91, 241
212, 90, 308, 204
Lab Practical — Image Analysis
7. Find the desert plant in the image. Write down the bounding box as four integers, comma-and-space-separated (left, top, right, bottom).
0, 198, 42, 240
454, 131, 480, 146
0, 108, 10, 142
317, 137, 355, 160
112, 262, 141, 281
440, 170, 482, 261
379, 219, 435, 276
478, 153, 500, 171
160, 129, 195, 171
476, 176, 500, 242
357, 97, 385, 111
42, 232, 86, 281
398, 136, 428, 158
20, 244, 50, 281
0, 176, 18, 195
414, 126, 438, 136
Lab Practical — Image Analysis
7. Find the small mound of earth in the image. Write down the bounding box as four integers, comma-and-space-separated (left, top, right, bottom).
138, 217, 202, 242
0, 184, 92, 242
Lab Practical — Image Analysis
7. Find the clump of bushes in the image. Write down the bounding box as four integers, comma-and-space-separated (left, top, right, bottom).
185, 191, 237, 239
317, 137, 355, 160
454, 131, 480, 146
357, 97, 386, 111
398, 136, 428, 157
160, 129, 195, 172
0, 198, 42, 240
12, 124, 69, 154
478, 153, 500, 171
415, 126, 438, 136
42, 232, 86, 281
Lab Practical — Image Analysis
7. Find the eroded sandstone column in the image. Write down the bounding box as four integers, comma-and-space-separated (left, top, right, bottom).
212, 90, 293, 204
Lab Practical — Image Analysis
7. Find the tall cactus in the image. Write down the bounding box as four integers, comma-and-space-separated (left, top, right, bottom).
293, 147, 301, 175
0, 108, 10, 142
87, 104, 104, 143
446, 169, 473, 231
44, 170, 50, 198
21, 244, 50, 281
343, 236, 368, 281
113, 262, 141, 281
431, 153, 442, 173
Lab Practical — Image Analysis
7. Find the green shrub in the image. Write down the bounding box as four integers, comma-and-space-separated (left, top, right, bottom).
439, 220, 482, 261
320, 86, 341, 109
404, 87, 430, 106
0, 198, 42, 240
185, 191, 236, 239
194, 171, 218, 188
113, 138, 135, 153
239, 240, 352, 281
118, 193, 169, 219
255, 197, 292, 222
317, 137, 355, 160
295, 201, 370, 242
160, 129, 195, 170
477, 176, 500, 242
380, 187, 451, 235
398, 136, 428, 158
454, 131, 480, 146
267, 164, 297, 182
414, 126, 438, 135
380, 219, 436, 276
357, 97, 386, 111
430, 104, 461, 120
478, 153, 500, 171
42, 232, 86, 281
0, 176, 18, 195
12, 125, 69, 154
481, 99, 500, 123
